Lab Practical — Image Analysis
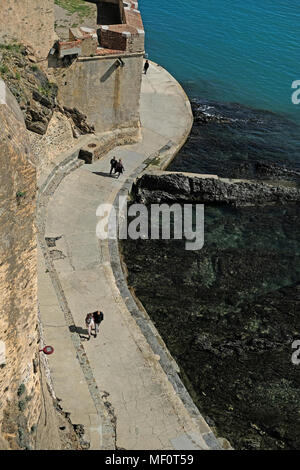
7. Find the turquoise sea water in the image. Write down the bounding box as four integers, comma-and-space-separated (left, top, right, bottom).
140, 0, 300, 123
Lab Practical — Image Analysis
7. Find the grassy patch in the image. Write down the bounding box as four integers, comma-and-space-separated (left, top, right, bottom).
54, 0, 94, 19
17, 384, 26, 397
16, 190, 26, 199
18, 400, 26, 412
0, 64, 9, 75
0, 43, 22, 53
38, 81, 57, 98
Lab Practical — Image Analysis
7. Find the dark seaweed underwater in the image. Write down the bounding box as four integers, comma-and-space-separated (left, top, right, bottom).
121, 100, 300, 450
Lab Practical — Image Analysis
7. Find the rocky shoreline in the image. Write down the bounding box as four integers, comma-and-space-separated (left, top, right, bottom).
132, 173, 300, 207
168, 99, 300, 183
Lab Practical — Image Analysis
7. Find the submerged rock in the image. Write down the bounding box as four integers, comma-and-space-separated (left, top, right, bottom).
121, 198, 300, 450
168, 98, 300, 182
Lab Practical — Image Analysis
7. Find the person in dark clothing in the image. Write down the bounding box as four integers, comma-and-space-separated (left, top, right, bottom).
143, 60, 149, 75
92, 311, 104, 338
110, 156, 117, 175
115, 159, 124, 178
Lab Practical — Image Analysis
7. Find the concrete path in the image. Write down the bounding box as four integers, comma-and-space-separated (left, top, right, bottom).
37, 62, 220, 450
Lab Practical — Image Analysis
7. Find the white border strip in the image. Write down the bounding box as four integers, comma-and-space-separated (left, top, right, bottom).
0, 80, 6, 105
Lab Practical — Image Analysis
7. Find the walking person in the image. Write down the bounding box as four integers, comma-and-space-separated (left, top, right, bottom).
115, 159, 124, 178
110, 156, 117, 175
93, 310, 104, 338
143, 60, 149, 75
85, 313, 95, 341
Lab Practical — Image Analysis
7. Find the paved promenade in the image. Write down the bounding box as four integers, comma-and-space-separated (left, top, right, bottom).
37, 62, 221, 450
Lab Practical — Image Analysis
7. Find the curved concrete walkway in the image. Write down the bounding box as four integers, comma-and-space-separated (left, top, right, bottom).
37, 62, 220, 450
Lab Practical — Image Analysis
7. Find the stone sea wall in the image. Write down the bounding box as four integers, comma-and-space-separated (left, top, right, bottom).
0, 80, 41, 449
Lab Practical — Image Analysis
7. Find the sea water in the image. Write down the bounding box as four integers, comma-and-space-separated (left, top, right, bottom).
140, 0, 300, 122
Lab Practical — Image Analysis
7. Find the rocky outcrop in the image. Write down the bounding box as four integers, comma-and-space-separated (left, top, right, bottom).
58, 105, 95, 137
0, 45, 58, 135
0, 45, 95, 141
28, 111, 76, 177
253, 161, 300, 180
0, 79, 83, 450
132, 173, 300, 207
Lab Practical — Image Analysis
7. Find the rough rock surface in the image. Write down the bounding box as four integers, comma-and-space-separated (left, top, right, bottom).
0, 0, 54, 60
0, 45, 95, 139
0, 80, 83, 450
0, 45, 58, 135
28, 111, 76, 177
58, 105, 95, 137
133, 173, 300, 207
0, 79, 40, 449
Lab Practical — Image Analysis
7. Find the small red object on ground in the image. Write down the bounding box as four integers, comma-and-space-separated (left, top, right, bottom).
39, 346, 54, 355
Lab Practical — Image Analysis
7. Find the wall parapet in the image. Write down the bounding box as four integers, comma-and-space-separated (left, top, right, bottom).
57, 0, 144, 60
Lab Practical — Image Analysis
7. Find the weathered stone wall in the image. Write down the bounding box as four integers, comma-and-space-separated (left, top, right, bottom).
28, 111, 76, 179
0, 80, 40, 449
56, 54, 143, 134
0, 0, 54, 59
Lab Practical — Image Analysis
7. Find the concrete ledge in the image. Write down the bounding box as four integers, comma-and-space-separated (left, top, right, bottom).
77, 51, 144, 61
78, 127, 142, 164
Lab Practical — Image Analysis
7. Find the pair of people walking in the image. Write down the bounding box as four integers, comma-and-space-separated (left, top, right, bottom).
110, 156, 124, 178
85, 310, 104, 340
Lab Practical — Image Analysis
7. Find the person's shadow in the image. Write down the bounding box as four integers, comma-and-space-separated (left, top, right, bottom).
69, 324, 89, 340
93, 171, 117, 178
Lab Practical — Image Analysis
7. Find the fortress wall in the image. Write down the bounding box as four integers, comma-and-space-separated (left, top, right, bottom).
56, 54, 143, 134
55, 0, 144, 137
0, 0, 54, 59
0, 80, 40, 449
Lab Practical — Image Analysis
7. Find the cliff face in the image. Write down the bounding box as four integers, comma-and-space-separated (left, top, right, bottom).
0, 80, 40, 449
0, 45, 58, 136
0, 0, 54, 59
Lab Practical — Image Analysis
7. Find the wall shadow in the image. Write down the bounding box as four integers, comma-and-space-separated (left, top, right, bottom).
100, 62, 118, 82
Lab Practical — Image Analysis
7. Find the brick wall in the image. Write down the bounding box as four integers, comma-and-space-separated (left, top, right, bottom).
99, 0, 145, 53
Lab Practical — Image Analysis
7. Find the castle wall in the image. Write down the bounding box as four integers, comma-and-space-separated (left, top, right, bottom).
56, 54, 143, 134
0, 80, 40, 449
0, 0, 54, 59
